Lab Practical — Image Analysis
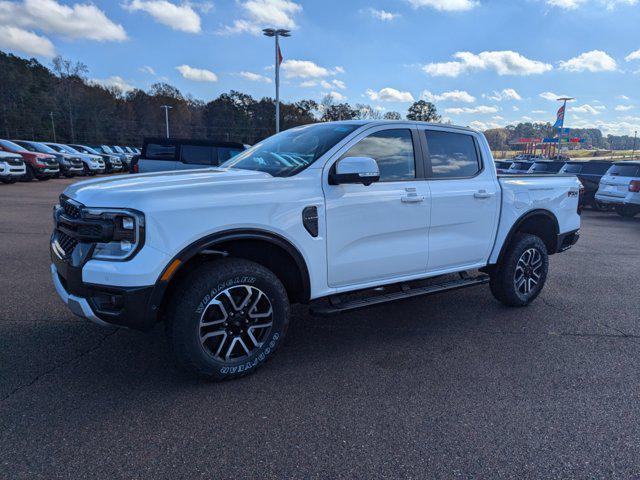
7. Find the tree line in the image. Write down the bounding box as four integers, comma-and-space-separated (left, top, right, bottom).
0, 50, 635, 150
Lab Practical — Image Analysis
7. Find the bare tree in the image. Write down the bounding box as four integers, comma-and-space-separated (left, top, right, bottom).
52, 55, 88, 142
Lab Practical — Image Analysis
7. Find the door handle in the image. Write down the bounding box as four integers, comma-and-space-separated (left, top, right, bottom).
401, 195, 425, 203
474, 190, 494, 199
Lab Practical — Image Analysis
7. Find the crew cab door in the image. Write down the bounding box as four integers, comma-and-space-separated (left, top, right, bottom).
418, 127, 500, 272
324, 126, 430, 288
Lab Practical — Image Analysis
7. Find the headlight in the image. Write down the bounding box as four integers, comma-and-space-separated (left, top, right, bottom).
82, 208, 145, 261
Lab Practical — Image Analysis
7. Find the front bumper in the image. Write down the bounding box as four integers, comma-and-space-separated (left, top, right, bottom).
556, 229, 580, 253
51, 259, 156, 330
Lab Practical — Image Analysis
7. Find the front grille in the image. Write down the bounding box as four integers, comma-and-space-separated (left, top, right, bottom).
56, 230, 78, 259
45, 159, 58, 167
7, 158, 23, 166
60, 196, 82, 219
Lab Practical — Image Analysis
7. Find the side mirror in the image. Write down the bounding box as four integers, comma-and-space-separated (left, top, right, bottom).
330, 156, 380, 186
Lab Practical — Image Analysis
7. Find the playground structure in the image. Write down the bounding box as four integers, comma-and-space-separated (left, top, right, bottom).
511, 136, 586, 158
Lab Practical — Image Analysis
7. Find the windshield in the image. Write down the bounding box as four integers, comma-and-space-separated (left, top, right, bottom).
101, 145, 114, 153
58, 145, 80, 154
0, 139, 28, 152
112, 146, 124, 153
221, 123, 360, 177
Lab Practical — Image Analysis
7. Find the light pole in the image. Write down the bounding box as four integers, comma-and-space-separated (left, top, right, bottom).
263, 28, 291, 133
161, 105, 172, 138
49, 112, 57, 142
633, 130, 637, 160
556, 97, 574, 159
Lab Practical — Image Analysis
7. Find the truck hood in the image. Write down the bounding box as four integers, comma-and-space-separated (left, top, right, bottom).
64, 168, 273, 208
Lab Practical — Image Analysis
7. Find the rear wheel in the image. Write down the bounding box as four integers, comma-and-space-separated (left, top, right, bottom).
490, 233, 549, 307
615, 205, 640, 218
166, 258, 290, 381
590, 199, 611, 212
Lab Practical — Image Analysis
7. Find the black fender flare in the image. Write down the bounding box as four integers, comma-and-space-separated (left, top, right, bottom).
146, 229, 311, 323
494, 209, 560, 264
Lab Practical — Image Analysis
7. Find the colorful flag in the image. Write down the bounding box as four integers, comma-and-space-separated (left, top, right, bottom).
553, 105, 565, 128
277, 44, 283, 66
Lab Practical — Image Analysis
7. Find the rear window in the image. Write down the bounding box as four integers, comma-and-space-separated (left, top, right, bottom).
495, 161, 510, 169
217, 147, 243, 163
608, 164, 640, 177
180, 145, 214, 165
581, 162, 611, 175
511, 162, 531, 170
562, 163, 583, 174
424, 130, 481, 178
145, 143, 177, 161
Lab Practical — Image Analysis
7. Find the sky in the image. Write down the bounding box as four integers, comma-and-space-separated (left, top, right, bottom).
1, 0, 640, 135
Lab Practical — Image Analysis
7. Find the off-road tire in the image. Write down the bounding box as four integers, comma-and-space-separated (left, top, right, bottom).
490, 233, 549, 307
615, 205, 639, 218
166, 258, 290, 381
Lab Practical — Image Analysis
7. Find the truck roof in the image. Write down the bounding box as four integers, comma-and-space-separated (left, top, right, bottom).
325, 120, 480, 134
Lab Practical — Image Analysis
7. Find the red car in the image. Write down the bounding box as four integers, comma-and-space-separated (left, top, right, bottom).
0, 139, 59, 181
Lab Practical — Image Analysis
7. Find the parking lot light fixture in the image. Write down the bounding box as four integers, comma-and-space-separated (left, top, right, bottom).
161, 105, 173, 139
263, 28, 291, 133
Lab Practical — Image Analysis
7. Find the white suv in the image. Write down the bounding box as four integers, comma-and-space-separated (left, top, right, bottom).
0, 151, 26, 183
595, 161, 640, 217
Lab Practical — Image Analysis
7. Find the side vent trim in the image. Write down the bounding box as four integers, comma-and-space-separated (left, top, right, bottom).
302, 206, 319, 238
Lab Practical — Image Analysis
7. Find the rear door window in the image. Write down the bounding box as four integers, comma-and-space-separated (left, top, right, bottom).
424, 130, 481, 178
145, 143, 177, 161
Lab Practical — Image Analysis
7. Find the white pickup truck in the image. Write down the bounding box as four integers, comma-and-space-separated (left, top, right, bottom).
51, 121, 581, 380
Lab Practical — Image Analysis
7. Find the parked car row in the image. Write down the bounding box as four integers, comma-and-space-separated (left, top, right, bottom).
496, 158, 640, 218
0, 139, 140, 183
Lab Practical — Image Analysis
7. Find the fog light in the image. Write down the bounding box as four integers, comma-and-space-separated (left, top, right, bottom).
122, 217, 134, 230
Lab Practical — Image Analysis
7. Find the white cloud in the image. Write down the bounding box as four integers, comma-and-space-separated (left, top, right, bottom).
423, 51, 552, 77
539, 91, 569, 101
626, 49, 640, 62
546, 0, 584, 8
0, 25, 55, 57
618, 95, 631, 100
139, 65, 156, 75
91, 75, 135, 92
367, 8, 400, 20
615, 105, 634, 111
327, 91, 347, 102
558, 50, 617, 72
176, 64, 218, 82
282, 59, 343, 79
532, 110, 547, 114
422, 89, 476, 103
444, 105, 499, 115
484, 88, 522, 101
469, 120, 503, 130
571, 104, 600, 114
0, 0, 126, 41
548, 0, 638, 9
124, 0, 201, 33
407, 0, 479, 11
220, 0, 302, 35
332, 79, 346, 89
366, 87, 415, 103
239, 71, 272, 83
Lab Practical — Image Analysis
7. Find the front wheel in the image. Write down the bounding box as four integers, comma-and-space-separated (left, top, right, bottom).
490, 233, 549, 307
166, 258, 290, 381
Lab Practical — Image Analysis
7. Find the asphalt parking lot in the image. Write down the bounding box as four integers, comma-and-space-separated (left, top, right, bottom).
1, 177, 639, 479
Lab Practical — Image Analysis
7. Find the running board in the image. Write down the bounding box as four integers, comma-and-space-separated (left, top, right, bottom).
309, 274, 490, 316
